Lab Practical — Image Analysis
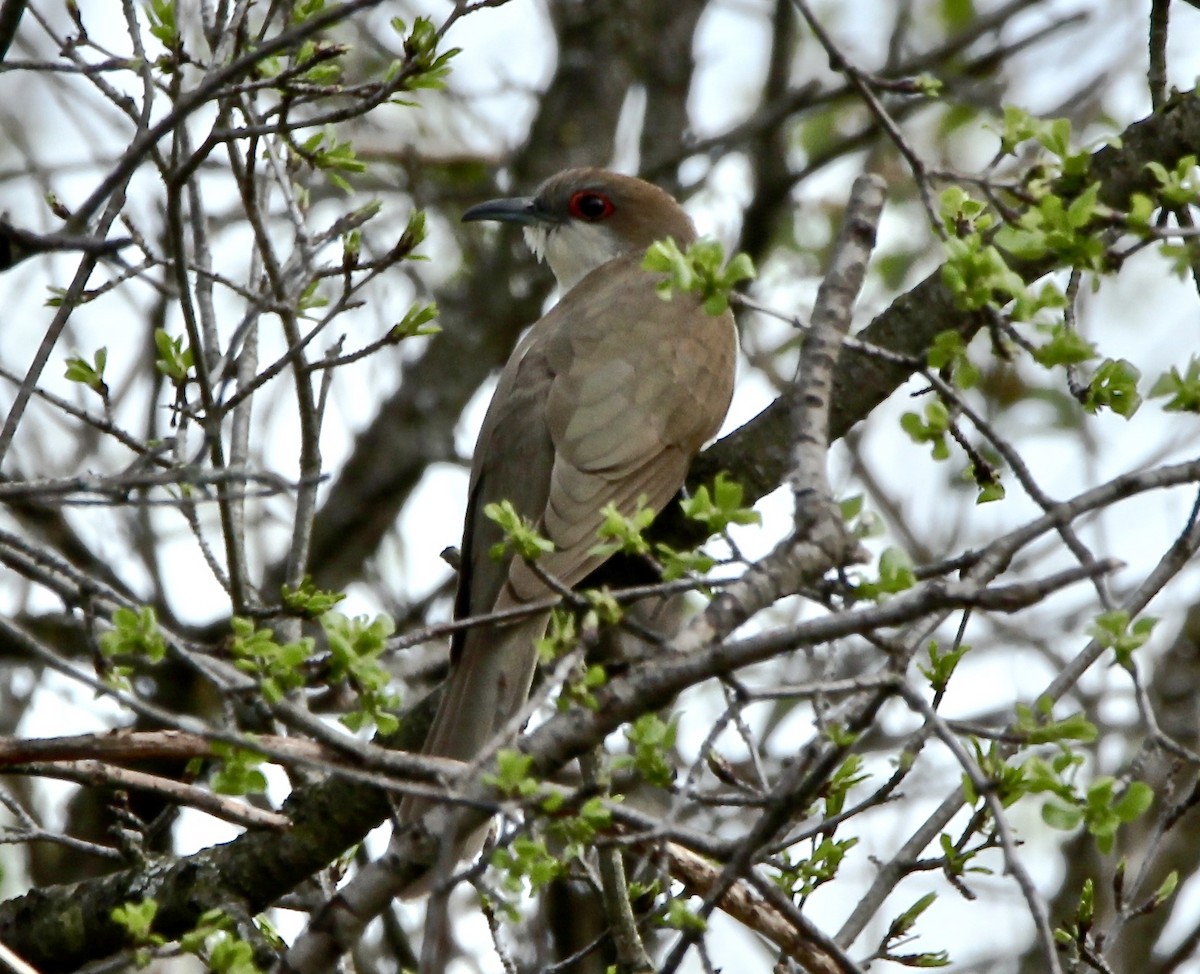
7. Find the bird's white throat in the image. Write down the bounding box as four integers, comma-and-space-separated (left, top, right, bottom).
523, 222, 628, 292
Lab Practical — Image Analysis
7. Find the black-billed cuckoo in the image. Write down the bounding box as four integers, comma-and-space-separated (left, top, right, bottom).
404, 167, 737, 856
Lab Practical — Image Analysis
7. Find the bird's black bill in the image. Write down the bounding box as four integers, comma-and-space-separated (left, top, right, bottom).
461, 196, 547, 226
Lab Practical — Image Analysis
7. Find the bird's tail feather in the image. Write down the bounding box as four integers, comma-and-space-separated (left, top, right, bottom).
395, 610, 550, 890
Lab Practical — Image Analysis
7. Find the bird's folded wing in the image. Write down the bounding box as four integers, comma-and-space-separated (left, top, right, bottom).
500, 260, 733, 606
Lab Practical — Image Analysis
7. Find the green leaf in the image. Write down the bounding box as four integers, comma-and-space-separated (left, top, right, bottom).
1031, 325, 1096, 368
485, 749, 538, 797
660, 898, 707, 933
680, 472, 761, 533
1084, 358, 1142, 418
210, 743, 268, 796
927, 330, 979, 389
1152, 870, 1179, 906
1146, 155, 1200, 208
900, 401, 951, 460
918, 640, 970, 693
1149, 356, 1200, 411
145, 0, 179, 48
321, 612, 399, 733
856, 546, 917, 600
1041, 801, 1083, 831
642, 237, 755, 316
229, 617, 313, 703
1112, 781, 1153, 822
154, 329, 193, 384
280, 576, 346, 617
100, 606, 167, 663
484, 500, 555, 561
1013, 698, 1097, 744
888, 891, 937, 941
65, 347, 109, 394
619, 713, 677, 787
111, 899, 163, 945
1088, 609, 1158, 668
590, 496, 655, 558
390, 302, 440, 341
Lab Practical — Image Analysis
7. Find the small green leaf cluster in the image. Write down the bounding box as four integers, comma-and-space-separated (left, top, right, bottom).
900, 401, 952, 460
878, 892, 950, 968
112, 898, 164, 948
384, 209, 430, 266
296, 278, 329, 318
322, 612, 399, 734
680, 472, 762, 534
292, 40, 346, 86
1033, 767, 1153, 854
964, 739, 1037, 808
776, 835, 859, 900
1029, 321, 1095, 369
656, 544, 717, 582
1149, 355, 1200, 412
939, 188, 1021, 305
1088, 609, 1158, 668
542, 793, 612, 863
937, 832, 993, 881
298, 129, 366, 193
485, 749, 540, 799
1054, 877, 1095, 950
993, 183, 1108, 270
900, 397, 1007, 502
824, 753, 869, 817
838, 494, 884, 540
390, 17, 460, 93
995, 106, 1089, 178
1056, 870, 1178, 954
1145, 155, 1200, 209
854, 546, 917, 601
658, 898, 707, 933
1012, 697, 1098, 746
490, 834, 563, 894
586, 486, 735, 583
484, 500, 555, 562
1084, 358, 1142, 417
64, 347, 109, 397
927, 331, 979, 389
918, 641, 970, 695
967, 721, 1153, 855
615, 713, 677, 788
208, 742, 268, 796
280, 575, 346, 618
179, 909, 266, 974
642, 238, 756, 315
555, 657, 607, 711
590, 499, 655, 558
390, 301, 440, 341
939, 184, 1073, 328
536, 607, 578, 664
229, 617, 313, 703
145, 0, 179, 50
154, 329, 193, 385
100, 606, 168, 687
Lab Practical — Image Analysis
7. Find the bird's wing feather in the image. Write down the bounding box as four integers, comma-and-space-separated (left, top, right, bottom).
498, 254, 736, 606
453, 328, 557, 637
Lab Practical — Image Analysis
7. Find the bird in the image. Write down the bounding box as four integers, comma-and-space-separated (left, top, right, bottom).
402, 167, 738, 865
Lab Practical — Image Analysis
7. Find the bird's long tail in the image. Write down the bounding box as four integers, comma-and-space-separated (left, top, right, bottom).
396, 610, 551, 882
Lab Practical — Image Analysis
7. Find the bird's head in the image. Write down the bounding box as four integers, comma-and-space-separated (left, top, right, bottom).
462, 167, 698, 292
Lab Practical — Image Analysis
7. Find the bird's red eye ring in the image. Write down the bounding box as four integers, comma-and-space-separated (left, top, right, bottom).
568, 191, 615, 222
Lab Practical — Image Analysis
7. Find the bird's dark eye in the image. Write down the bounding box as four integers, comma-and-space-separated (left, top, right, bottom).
568, 191, 615, 222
